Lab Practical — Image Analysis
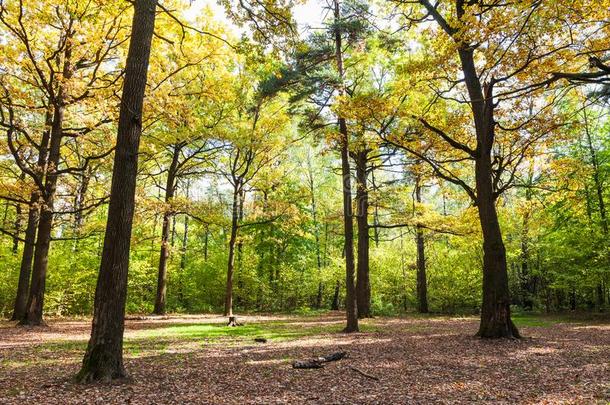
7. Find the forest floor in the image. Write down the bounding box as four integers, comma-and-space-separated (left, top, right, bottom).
0, 312, 608, 404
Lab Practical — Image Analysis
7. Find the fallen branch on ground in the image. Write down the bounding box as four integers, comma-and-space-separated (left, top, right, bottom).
292, 351, 347, 369
350, 366, 379, 381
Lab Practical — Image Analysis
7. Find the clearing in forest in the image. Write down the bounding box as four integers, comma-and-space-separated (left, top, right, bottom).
0, 312, 608, 404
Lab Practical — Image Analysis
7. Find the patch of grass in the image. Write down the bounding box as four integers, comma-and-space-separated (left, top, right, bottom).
511, 314, 555, 327
132, 320, 378, 343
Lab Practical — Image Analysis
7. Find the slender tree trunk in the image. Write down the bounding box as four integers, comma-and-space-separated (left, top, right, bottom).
77, 0, 157, 382
73, 166, 92, 252
334, 0, 358, 332
224, 184, 240, 317
583, 109, 607, 309
414, 175, 428, 313
355, 150, 371, 318
154, 144, 180, 315
203, 224, 209, 261
331, 279, 340, 310
307, 153, 323, 308
371, 170, 380, 247
520, 165, 535, 310
12, 203, 22, 254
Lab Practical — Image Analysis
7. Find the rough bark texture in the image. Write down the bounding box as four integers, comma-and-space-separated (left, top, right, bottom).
355, 150, 371, 318
154, 145, 181, 315
334, 0, 358, 332
77, 0, 157, 382
414, 177, 428, 314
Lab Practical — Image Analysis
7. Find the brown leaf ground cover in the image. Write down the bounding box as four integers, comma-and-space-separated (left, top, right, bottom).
0, 312, 608, 404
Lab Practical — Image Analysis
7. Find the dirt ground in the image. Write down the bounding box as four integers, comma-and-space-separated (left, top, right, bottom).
0, 313, 608, 404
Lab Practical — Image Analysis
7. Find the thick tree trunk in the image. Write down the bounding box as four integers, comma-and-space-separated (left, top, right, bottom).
77, 0, 157, 382
355, 150, 371, 318
224, 185, 240, 317
414, 177, 428, 314
458, 48, 519, 339
334, 0, 358, 332
475, 157, 519, 338
154, 145, 180, 315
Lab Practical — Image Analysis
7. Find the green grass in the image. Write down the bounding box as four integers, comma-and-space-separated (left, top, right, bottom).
132, 320, 378, 343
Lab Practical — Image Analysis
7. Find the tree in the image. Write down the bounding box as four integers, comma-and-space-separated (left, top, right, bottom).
0, 0, 123, 325
386, 0, 610, 337
77, 0, 157, 382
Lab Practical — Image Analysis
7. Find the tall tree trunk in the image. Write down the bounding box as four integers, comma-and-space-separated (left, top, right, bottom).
458, 49, 519, 338
20, 82, 68, 326
520, 164, 535, 310
154, 144, 181, 315
180, 180, 190, 272
583, 108, 607, 309
355, 150, 371, 318
414, 175, 428, 313
307, 153, 323, 308
224, 184, 240, 317
12, 117, 52, 321
334, 0, 358, 332
371, 169, 380, 247
77, 0, 157, 382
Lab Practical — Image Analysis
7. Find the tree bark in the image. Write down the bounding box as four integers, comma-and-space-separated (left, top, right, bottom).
154, 144, 181, 315
334, 0, 358, 332
458, 48, 519, 338
355, 150, 371, 318
77, 0, 157, 382
414, 175, 428, 313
